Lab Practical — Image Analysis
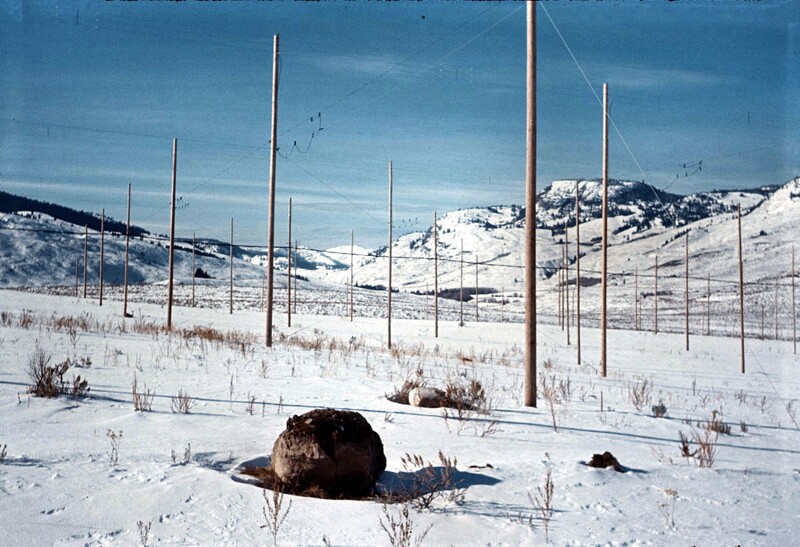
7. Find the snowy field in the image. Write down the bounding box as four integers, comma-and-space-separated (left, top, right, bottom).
1, 287, 799, 546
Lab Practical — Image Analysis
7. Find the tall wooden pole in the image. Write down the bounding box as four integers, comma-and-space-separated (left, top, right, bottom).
350, 229, 354, 322
123, 183, 131, 317
738, 204, 745, 373
793, 245, 797, 354
292, 239, 300, 315
600, 82, 609, 377
654, 255, 659, 334
565, 220, 570, 345
99, 208, 105, 306
685, 233, 689, 350
524, 1, 537, 407
191, 233, 196, 307
575, 180, 582, 365
265, 34, 279, 347
166, 138, 178, 330
460, 239, 464, 326
706, 274, 711, 336
229, 217, 234, 315
387, 160, 393, 349
475, 256, 479, 322
287, 198, 292, 327
434, 210, 439, 338
634, 266, 639, 330
558, 237, 567, 330
560, 238, 565, 330
83, 225, 88, 298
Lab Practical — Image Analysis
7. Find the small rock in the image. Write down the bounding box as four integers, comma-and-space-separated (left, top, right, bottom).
588, 451, 623, 472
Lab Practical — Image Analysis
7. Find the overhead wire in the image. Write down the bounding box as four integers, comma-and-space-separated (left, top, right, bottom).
539, 2, 678, 228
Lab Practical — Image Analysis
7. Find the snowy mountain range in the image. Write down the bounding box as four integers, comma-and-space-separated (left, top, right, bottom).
2, 178, 798, 312
320, 177, 798, 296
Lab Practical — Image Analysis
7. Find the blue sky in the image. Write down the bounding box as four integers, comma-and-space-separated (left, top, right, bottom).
1, 0, 797, 249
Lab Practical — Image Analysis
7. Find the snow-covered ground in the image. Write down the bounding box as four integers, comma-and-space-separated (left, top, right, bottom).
1, 287, 798, 546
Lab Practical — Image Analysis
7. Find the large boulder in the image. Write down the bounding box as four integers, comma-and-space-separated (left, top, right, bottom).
271, 408, 386, 498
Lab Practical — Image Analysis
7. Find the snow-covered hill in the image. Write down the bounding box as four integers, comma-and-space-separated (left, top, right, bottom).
2, 177, 798, 335
318, 178, 797, 294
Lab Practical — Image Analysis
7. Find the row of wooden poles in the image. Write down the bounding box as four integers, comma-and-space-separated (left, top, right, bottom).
72, 196, 797, 347
551, 218, 799, 356
65, 16, 796, 413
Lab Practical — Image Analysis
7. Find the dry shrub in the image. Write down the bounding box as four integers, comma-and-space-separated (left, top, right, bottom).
17, 310, 34, 329
700, 409, 731, 435
131, 373, 154, 412
629, 378, 652, 412
651, 400, 668, 418
539, 373, 561, 432
261, 484, 292, 546
443, 378, 489, 414
27, 348, 89, 399
528, 468, 555, 543
380, 502, 432, 547
130, 317, 167, 339
386, 451, 465, 511
679, 429, 718, 468
171, 389, 194, 414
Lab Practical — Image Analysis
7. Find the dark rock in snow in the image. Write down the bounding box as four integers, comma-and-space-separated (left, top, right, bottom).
271, 408, 386, 498
588, 451, 623, 472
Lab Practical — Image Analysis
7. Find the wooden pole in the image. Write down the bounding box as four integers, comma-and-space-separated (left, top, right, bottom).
634, 266, 639, 330
123, 183, 131, 317
388, 160, 393, 349
460, 239, 464, 326
292, 239, 300, 315
350, 229, 354, 322
83, 225, 88, 298
600, 82, 609, 377
99, 208, 104, 307
229, 217, 234, 315
191, 233, 196, 307
565, 220, 570, 345
166, 138, 178, 330
706, 274, 711, 336
685, 233, 689, 350
475, 256, 479, 322
524, 1, 537, 407
434, 210, 439, 338
654, 255, 659, 335
575, 180, 582, 365
793, 245, 797, 354
738, 204, 745, 373
266, 34, 279, 347
74, 257, 79, 297
287, 198, 292, 327
560, 238, 565, 330
558, 243, 563, 329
